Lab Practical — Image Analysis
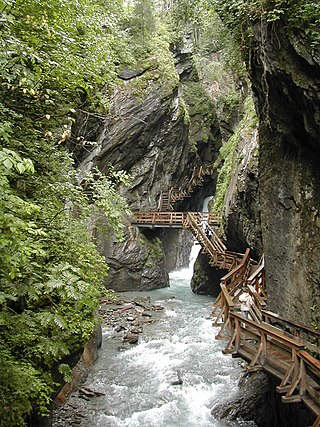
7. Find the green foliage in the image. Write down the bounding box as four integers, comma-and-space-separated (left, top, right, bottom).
181, 81, 217, 149
122, 0, 179, 96
128, 0, 156, 41
140, 233, 163, 261
194, 13, 247, 80
288, 2, 320, 48
166, 0, 319, 54
0, 345, 52, 427
213, 96, 257, 212
161, 0, 214, 28
0, 0, 131, 424
0, 0, 131, 118
0, 144, 128, 424
214, 0, 320, 48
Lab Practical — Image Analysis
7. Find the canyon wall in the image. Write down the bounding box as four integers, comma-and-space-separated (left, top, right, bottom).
249, 21, 320, 328
73, 40, 220, 291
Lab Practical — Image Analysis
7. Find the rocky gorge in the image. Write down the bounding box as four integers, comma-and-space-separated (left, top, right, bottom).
2, 2, 319, 426
56, 6, 320, 427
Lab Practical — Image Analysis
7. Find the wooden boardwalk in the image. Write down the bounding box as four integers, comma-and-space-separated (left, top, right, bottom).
131, 170, 320, 425
157, 165, 213, 211
132, 211, 221, 228
132, 211, 246, 271
211, 252, 320, 426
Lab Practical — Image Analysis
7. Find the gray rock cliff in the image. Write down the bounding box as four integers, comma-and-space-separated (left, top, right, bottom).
249, 21, 320, 328
72, 40, 221, 291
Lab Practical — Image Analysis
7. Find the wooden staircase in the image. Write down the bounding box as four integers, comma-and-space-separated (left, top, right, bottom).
131, 163, 320, 426
157, 165, 213, 211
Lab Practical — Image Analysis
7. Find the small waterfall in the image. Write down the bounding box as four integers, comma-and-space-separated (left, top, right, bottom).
169, 242, 200, 281
169, 195, 214, 281
202, 195, 213, 212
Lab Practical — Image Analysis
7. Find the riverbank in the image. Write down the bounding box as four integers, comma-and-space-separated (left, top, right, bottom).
52, 295, 165, 426
52, 275, 253, 427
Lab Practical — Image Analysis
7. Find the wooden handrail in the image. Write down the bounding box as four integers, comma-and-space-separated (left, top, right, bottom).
247, 285, 267, 308
132, 211, 222, 227
213, 268, 320, 418
262, 310, 320, 339
157, 164, 214, 210
186, 212, 226, 252
231, 312, 305, 349
221, 248, 251, 284
300, 350, 320, 372
221, 284, 235, 309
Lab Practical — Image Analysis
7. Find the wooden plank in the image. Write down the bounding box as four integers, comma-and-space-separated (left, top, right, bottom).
247, 262, 264, 282
221, 284, 234, 308
300, 350, 320, 371
247, 284, 267, 307
220, 248, 250, 282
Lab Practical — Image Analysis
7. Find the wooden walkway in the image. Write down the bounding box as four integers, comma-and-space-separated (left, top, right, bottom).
157, 165, 213, 211
133, 211, 246, 271
211, 251, 320, 426
131, 176, 320, 425
132, 211, 221, 228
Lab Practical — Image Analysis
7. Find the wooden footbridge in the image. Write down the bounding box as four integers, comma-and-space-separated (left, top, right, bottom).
131, 167, 320, 426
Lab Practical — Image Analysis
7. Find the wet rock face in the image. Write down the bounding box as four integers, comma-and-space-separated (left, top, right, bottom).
190, 252, 228, 296
103, 229, 169, 292
161, 228, 194, 272
73, 75, 196, 291
249, 22, 320, 327
223, 128, 262, 259
212, 371, 269, 424
212, 371, 315, 427
78, 82, 195, 212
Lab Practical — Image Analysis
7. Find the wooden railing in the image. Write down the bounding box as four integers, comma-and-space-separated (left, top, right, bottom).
132, 211, 221, 228
223, 312, 320, 424
211, 250, 320, 424
262, 310, 320, 356
132, 211, 246, 271
247, 254, 266, 299
157, 164, 213, 211
183, 212, 226, 252
212, 249, 255, 337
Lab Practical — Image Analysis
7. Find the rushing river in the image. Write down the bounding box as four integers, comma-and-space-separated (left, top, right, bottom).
56, 253, 256, 427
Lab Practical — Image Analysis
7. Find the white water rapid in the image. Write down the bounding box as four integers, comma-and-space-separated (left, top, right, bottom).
53, 196, 256, 426
56, 257, 256, 426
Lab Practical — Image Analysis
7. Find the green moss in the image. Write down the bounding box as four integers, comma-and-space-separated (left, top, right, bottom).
180, 81, 217, 149
126, 26, 179, 99
179, 97, 191, 126
139, 234, 163, 260
181, 81, 215, 117
213, 96, 257, 212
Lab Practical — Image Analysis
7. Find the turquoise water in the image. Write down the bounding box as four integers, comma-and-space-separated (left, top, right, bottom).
69, 269, 255, 427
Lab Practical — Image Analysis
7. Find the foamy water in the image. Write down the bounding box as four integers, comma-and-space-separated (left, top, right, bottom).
73, 272, 255, 427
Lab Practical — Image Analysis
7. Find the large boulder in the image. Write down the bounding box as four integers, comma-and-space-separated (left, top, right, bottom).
191, 252, 228, 296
